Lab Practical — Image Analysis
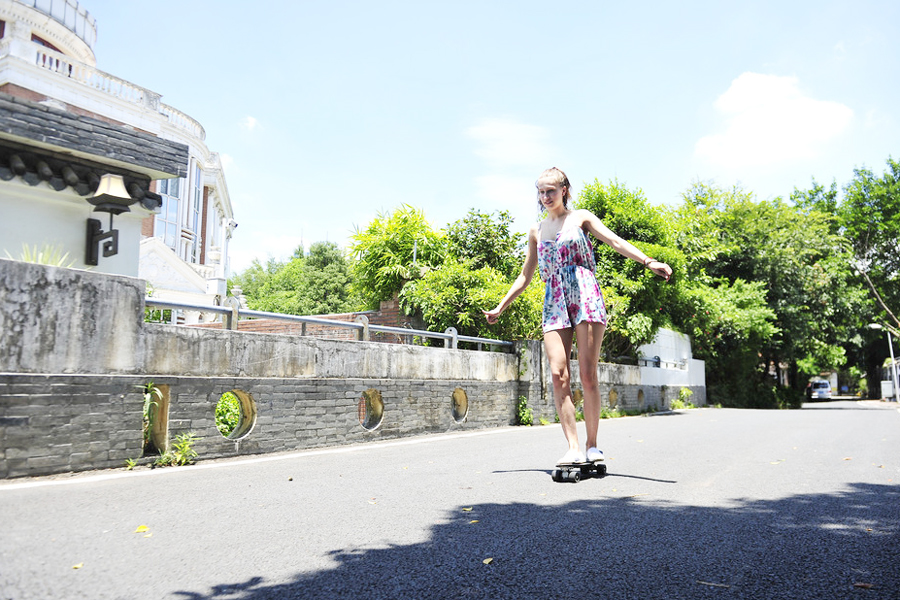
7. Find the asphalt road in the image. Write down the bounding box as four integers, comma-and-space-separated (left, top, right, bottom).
1, 400, 898, 600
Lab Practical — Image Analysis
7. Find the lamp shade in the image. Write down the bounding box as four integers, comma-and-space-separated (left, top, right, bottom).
88, 174, 135, 215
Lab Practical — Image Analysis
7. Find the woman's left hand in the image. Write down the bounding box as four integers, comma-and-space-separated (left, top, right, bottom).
648, 261, 673, 281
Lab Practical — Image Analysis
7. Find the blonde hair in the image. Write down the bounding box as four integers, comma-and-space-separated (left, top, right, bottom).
535, 167, 572, 210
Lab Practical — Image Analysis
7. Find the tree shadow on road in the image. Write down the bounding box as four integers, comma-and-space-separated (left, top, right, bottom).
172, 482, 900, 600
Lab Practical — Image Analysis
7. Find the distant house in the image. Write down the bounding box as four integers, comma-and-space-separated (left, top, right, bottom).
0, 0, 236, 323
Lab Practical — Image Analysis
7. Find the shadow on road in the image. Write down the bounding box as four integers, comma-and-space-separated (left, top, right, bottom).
491, 468, 677, 484
172, 483, 899, 600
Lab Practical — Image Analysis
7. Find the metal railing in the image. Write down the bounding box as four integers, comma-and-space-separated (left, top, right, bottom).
144, 298, 515, 352
637, 355, 687, 370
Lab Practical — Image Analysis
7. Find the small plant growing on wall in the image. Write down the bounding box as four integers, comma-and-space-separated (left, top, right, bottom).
516, 396, 533, 426
154, 432, 198, 467
671, 387, 697, 410
140, 382, 163, 454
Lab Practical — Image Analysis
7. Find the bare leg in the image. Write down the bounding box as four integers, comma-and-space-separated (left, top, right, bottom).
544, 328, 579, 453
575, 321, 606, 451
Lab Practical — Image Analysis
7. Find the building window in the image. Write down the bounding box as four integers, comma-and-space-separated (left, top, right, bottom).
1, 21, 6, 39
155, 178, 181, 252
31, 34, 62, 53
191, 164, 203, 262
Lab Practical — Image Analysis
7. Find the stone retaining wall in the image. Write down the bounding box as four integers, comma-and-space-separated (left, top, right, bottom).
0, 259, 705, 478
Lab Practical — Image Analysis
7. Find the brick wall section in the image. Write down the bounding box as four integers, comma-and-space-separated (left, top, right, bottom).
141, 215, 154, 238
0, 367, 704, 478
0, 374, 143, 478
0, 373, 514, 478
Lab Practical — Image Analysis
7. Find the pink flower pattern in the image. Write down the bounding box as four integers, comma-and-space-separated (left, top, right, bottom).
537, 223, 607, 333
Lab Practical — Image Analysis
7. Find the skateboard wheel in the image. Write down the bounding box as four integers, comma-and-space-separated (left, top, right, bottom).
569, 471, 581, 482
551, 469, 562, 482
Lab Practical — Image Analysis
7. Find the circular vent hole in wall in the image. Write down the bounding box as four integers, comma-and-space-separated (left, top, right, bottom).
608, 389, 618, 410
451, 387, 469, 423
358, 388, 384, 431
572, 389, 584, 412
216, 390, 257, 440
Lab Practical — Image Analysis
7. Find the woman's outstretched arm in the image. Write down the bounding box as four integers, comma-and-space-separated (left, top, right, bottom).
484, 224, 540, 323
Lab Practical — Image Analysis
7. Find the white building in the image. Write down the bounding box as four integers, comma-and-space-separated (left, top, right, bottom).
0, 0, 236, 322
637, 327, 706, 395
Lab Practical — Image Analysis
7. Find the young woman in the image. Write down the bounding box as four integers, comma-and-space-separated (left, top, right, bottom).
484, 167, 672, 465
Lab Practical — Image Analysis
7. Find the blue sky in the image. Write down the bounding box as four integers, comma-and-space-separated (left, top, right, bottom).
85, 0, 900, 272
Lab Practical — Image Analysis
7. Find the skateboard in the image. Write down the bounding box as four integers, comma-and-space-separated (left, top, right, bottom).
552, 460, 607, 483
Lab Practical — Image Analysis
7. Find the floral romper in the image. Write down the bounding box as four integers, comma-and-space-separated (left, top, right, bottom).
537, 221, 608, 333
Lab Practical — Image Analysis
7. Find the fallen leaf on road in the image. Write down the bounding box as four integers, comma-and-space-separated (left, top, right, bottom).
72, 563, 84, 570
133, 525, 149, 533
469, 520, 479, 524
143, 533, 153, 538
462, 507, 473, 512
843, 457, 853, 461
482, 558, 494, 565
697, 581, 730, 588
853, 583, 874, 589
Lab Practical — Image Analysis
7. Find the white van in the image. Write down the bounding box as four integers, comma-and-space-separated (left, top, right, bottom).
807, 380, 832, 400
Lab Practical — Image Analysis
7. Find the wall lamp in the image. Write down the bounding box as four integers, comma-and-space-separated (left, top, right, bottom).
85, 174, 136, 265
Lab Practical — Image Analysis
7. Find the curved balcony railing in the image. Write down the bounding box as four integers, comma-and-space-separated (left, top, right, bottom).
4, 40, 207, 141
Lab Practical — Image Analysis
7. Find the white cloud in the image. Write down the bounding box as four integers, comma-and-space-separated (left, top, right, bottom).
473, 174, 529, 209
240, 116, 259, 131
833, 41, 847, 58
466, 117, 554, 168
695, 73, 854, 168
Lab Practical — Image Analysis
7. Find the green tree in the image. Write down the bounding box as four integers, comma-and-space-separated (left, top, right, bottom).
445, 209, 524, 278
838, 158, 900, 330
400, 260, 544, 344
400, 209, 542, 343
228, 256, 282, 300
793, 159, 900, 397
675, 181, 865, 406
349, 205, 445, 309
229, 242, 355, 315
678, 278, 779, 407
575, 179, 686, 358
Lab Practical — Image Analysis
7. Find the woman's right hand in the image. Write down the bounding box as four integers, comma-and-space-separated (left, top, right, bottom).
483, 308, 502, 324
